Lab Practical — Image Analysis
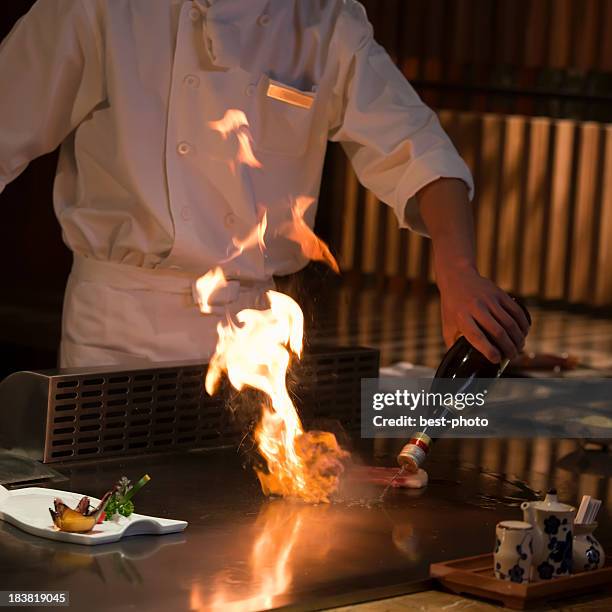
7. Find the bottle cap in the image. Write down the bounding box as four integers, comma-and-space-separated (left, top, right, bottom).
397, 433, 431, 472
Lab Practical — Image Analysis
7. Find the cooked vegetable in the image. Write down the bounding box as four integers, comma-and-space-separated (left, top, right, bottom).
48, 474, 151, 532
49, 490, 114, 533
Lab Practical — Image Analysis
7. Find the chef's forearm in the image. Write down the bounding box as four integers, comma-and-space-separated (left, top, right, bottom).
414, 178, 476, 280
413, 177, 530, 359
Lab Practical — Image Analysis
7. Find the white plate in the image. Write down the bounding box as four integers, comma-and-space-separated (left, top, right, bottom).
0, 484, 187, 546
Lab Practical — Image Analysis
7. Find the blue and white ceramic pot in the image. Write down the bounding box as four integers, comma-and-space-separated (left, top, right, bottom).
573, 522, 605, 571
521, 490, 575, 581
494, 520, 533, 583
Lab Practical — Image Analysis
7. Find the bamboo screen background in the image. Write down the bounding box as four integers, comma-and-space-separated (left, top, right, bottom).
317, 0, 612, 308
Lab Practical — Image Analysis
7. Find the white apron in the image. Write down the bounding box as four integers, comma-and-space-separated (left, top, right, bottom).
59, 256, 273, 368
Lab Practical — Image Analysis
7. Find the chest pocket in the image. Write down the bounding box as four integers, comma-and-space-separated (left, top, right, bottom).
251, 74, 318, 158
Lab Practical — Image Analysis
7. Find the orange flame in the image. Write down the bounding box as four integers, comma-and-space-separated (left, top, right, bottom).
194, 267, 228, 314
222, 210, 268, 264
209, 109, 262, 170
194, 502, 337, 611
204, 290, 347, 504
195, 507, 303, 612
200, 107, 347, 507
279, 196, 340, 273
202, 507, 302, 611
233, 210, 267, 254
246, 506, 303, 611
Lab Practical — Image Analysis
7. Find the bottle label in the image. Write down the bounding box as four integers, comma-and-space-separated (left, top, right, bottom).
398, 442, 427, 469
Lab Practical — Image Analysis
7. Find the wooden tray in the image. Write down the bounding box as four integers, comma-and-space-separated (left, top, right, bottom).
430, 553, 612, 609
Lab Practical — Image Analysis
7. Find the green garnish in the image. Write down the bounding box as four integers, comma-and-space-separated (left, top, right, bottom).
104, 474, 150, 521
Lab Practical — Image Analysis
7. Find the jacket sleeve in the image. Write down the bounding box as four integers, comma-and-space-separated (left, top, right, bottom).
0, 0, 105, 194
328, 1, 474, 236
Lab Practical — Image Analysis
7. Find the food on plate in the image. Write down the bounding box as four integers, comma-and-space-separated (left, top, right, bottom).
49, 490, 114, 533
103, 474, 150, 521
48, 474, 151, 533
350, 465, 428, 489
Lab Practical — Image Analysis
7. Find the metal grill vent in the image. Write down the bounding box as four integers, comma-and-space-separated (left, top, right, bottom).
294, 350, 379, 426
0, 346, 379, 463
48, 365, 233, 461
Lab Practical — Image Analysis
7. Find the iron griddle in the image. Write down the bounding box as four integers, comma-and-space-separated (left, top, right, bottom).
1, 437, 608, 611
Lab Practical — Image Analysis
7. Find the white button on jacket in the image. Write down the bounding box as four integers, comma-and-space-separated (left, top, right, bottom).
0, 0, 474, 367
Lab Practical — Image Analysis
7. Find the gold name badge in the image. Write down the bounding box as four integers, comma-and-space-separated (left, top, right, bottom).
266, 82, 314, 110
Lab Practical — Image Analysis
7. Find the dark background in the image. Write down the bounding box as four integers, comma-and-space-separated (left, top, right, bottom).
1, 0, 611, 378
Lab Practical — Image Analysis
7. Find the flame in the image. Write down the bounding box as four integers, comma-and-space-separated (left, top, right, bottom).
200, 108, 347, 506
221, 210, 268, 264
194, 502, 337, 611
209, 109, 262, 170
278, 196, 340, 273
194, 267, 228, 314
247, 507, 303, 611
195, 513, 301, 612
204, 290, 347, 504
233, 210, 267, 255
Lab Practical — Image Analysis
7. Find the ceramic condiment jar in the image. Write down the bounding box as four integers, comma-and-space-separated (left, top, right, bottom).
494, 520, 534, 583
521, 489, 575, 580
573, 522, 605, 571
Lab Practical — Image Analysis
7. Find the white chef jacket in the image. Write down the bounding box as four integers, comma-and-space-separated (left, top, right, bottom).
0, 0, 474, 367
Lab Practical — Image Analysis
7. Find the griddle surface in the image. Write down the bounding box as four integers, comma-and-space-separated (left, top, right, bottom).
0, 439, 609, 611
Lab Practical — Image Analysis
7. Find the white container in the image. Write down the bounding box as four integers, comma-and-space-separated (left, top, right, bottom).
573, 522, 606, 571
521, 490, 575, 581
494, 520, 533, 584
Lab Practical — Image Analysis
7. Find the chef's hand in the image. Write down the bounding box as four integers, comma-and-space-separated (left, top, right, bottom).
436, 265, 530, 363
414, 178, 531, 364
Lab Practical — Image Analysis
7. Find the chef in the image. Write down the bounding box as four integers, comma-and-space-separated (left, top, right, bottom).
0, 0, 529, 368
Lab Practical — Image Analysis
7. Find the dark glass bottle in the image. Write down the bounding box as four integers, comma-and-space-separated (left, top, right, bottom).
397, 297, 531, 472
